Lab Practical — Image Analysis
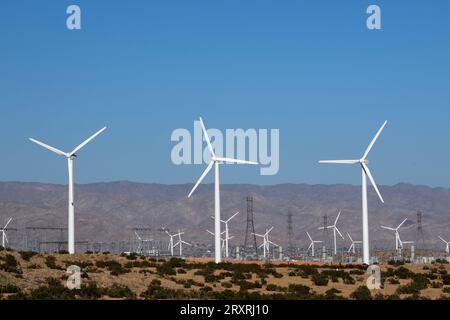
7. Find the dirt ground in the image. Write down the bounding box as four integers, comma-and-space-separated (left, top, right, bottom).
1, 251, 450, 300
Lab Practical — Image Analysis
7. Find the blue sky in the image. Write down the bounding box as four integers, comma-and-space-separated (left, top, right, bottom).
0, 1, 449, 186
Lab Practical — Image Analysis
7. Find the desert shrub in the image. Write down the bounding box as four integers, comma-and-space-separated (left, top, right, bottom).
96, 260, 129, 276
432, 281, 443, 288
442, 287, 450, 294
388, 278, 400, 285
156, 263, 176, 276
288, 284, 311, 296
125, 252, 138, 260
29, 278, 76, 300
388, 260, 405, 266
19, 251, 37, 262
311, 273, 329, 286
396, 274, 429, 295
78, 282, 103, 300
63, 260, 93, 269
177, 268, 187, 274
45, 256, 62, 270
350, 286, 372, 300
0, 254, 21, 273
434, 259, 449, 264
0, 283, 20, 294
106, 283, 136, 299
266, 284, 286, 292
442, 274, 450, 285
324, 288, 344, 300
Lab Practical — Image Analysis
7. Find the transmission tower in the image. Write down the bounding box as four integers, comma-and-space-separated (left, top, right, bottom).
287, 212, 294, 258
244, 196, 257, 257
416, 211, 426, 256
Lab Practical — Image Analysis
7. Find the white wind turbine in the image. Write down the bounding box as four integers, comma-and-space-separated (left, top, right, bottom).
188, 117, 258, 263
206, 229, 230, 256
381, 218, 409, 253
347, 232, 362, 254
29, 127, 107, 254
211, 211, 239, 258
318, 211, 344, 255
253, 227, 276, 259
306, 231, 322, 257
438, 236, 450, 254
1, 218, 12, 248
165, 229, 182, 256
319, 120, 387, 264
135, 231, 153, 255
174, 231, 191, 257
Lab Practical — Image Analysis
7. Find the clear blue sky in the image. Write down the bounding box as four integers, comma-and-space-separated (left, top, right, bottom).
1, 1, 449, 186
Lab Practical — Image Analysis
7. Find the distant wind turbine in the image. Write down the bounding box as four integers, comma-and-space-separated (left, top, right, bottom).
347, 232, 362, 254
438, 236, 450, 254
306, 231, 322, 257
29, 127, 107, 254
381, 218, 410, 253
319, 211, 344, 255
0, 218, 12, 248
319, 120, 387, 264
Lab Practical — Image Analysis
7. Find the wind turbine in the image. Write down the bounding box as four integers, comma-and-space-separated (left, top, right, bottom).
165, 229, 181, 256
174, 231, 191, 257
438, 236, 450, 254
318, 211, 344, 255
135, 231, 153, 255
381, 218, 409, 253
29, 127, 107, 254
206, 229, 229, 256
0, 218, 12, 248
188, 117, 258, 263
253, 227, 275, 259
347, 232, 362, 254
211, 211, 239, 258
319, 120, 387, 264
306, 231, 322, 257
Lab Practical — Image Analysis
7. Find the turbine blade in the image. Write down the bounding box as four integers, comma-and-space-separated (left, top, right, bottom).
361, 163, 384, 203
397, 218, 408, 230
206, 230, 214, 236
4, 218, 12, 229
266, 226, 274, 234
227, 211, 240, 222
347, 232, 353, 242
335, 227, 344, 240
334, 211, 341, 225
4, 233, 8, 244
29, 138, 67, 157
188, 161, 214, 198
70, 127, 107, 155
306, 232, 312, 242
362, 120, 387, 160
381, 226, 395, 231
438, 236, 447, 243
319, 160, 359, 164
199, 117, 215, 158
214, 157, 258, 165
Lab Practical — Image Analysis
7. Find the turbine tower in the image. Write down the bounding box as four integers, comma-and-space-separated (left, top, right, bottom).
306, 231, 322, 257
319, 120, 387, 264
29, 127, 107, 254
188, 117, 258, 263
0, 218, 12, 248
347, 232, 362, 254
211, 211, 239, 258
438, 236, 450, 254
319, 211, 344, 255
381, 218, 409, 254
